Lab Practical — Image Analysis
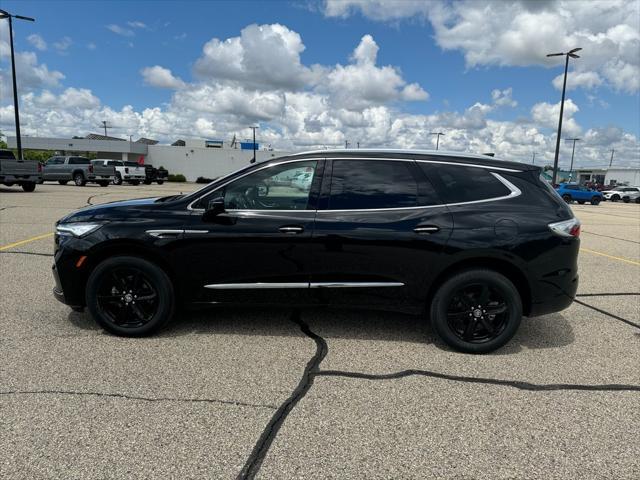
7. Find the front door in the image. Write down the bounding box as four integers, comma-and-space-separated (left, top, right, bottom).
177, 159, 323, 306
310, 158, 453, 311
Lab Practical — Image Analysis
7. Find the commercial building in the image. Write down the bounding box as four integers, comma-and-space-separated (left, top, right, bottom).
7, 135, 290, 181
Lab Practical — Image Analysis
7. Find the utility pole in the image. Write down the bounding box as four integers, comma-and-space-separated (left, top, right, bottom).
430, 132, 444, 150
547, 47, 582, 185
249, 126, 259, 163
102, 121, 109, 137
609, 149, 615, 167
565, 138, 580, 179
532, 151, 536, 164
0, 9, 35, 161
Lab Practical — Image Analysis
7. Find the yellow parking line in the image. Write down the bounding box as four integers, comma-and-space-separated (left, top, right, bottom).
581, 247, 640, 266
0, 232, 54, 251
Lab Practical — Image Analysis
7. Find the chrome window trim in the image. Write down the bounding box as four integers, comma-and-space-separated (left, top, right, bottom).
203, 281, 405, 290
187, 157, 320, 211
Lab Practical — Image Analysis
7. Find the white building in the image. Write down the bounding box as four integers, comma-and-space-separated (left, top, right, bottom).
574, 167, 640, 186
7, 135, 290, 181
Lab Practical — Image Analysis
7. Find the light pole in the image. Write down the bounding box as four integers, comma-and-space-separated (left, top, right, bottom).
609, 149, 615, 167
565, 138, 580, 179
532, 151, 536, 164
0, 9, 35, 161
249, 126, 259, 163
547, 47, 581, 185
430, 132, 444, 150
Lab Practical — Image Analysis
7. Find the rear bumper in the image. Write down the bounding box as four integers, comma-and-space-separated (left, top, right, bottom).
528, 271, 579, 317
1, 174, 42, 183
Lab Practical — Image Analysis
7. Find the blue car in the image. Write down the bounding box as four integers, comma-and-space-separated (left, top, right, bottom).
555, 183, 602, 205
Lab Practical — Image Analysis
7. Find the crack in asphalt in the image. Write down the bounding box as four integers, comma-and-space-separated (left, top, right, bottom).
237, 310, 327, 480
238, 307, 640, 479
0, 206, 17, 212
86, 192, 110, 206
576, 292, 639, 297
0, 390, 278, 410
0, 250, 54, 257
316, 369, 640, 391
573, 298, 640, 330
581, 230, 640, 244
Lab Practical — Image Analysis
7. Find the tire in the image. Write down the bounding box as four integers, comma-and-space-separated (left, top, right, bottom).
113, 174, 123, 186
21, 182, 36, 192
156, 180, 164, 185
58, 180, 68, 185
611, 194, 620, 202
577, 200, 585, 205
590, 196, 601, 205
98, 181, 109, 187
635, 198, 640, 204
144, 179, 152, 185
86, 256, 175, 337
622, 197, 630, 203
4, 182, 14, 187
74, 173, 86, 187
429, 269, 523, 354
130, 180, 140, 186
562, 194, 572, 203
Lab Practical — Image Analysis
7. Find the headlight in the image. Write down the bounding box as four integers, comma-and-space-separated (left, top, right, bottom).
56, 223, 103, 238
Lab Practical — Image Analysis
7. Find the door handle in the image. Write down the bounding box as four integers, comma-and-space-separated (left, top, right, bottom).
413, 225, 440, 234
279, 226, 304, 235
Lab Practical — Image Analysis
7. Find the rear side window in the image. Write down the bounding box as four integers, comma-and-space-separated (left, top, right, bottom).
124, 161, 139, 167
69, 157, 90, 165
419, 163, 510, 204
329, 160, 418, 210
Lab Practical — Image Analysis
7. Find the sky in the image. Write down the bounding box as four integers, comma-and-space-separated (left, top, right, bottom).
0, 0, 639, 168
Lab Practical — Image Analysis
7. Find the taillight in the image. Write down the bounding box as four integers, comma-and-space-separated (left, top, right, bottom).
549, 218, 581, 238
37, 163, 42, 172
88, 164, 94, 173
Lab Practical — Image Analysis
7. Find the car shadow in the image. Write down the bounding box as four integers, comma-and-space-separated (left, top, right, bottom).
155, 305, 574, 355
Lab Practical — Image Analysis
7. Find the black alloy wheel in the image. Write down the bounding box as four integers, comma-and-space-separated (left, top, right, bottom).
562, 194, 572, 203
430, 269, 522, 353
590, 196, 601, 205
622, 196, 630, 203
611, 194, 620, 202
86, 256, 174, 336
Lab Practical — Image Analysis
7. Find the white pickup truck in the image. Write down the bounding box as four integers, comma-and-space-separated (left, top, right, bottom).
92, 159, 146, 185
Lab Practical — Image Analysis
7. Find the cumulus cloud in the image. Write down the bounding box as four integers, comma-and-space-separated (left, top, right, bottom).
106, 24, 134, 37
53, 36, 72, 54
27, 34, 47, 51
127, 21, 148, 29
324, 0, 640, 93
0, 51, 65, 99
141, 65, 185, 89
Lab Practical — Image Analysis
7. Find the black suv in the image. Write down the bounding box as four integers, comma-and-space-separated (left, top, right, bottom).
52, 150, 579, 353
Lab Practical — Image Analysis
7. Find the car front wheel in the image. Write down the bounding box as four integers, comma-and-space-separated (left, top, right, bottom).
591, 196, 601, 205
429, 269, 522, 354
561, 194, 572, 203
113, 174, 123, 185
611, 194, 620, 202
86, 256, 175, 337
74, 173, 86, 186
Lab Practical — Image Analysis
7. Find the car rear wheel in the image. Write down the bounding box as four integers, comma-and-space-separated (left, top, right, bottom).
622, 196, 630, 203
74, 173, 86, 187
590, 196, 601, 205
562, 194, 572, 203
429, 269, 522, 354
58, 180, 68, 185
21, 182, 36, 192
636, 198, 640, 204
86, 256, 175, 336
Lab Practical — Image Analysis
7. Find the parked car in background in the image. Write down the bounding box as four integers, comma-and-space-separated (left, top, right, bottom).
91, 159, 146, 185
43, 156, 115, 187
601, 185, 640, 202
143, 165, 168, 185
52, 149, 580, 354
555, 183, 602, 205
0, 149, 42, 192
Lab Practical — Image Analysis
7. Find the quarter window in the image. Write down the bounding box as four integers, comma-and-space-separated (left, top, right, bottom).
419, 163, 511, 204
328, 160, 418, 210
217, 160, 318, 210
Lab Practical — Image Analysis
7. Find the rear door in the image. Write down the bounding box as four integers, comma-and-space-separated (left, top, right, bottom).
309, 158, 453, 310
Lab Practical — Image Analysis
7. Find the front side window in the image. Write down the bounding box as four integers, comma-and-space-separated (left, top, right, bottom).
419, 163, 511, 203
328, 160, 418, 210
217, 160, 318, 210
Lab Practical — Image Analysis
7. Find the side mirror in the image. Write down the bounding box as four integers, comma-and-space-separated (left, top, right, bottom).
203, 197, 225, 221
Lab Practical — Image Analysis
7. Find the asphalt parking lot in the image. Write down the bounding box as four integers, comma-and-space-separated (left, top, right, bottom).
1, 183, 639, 479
